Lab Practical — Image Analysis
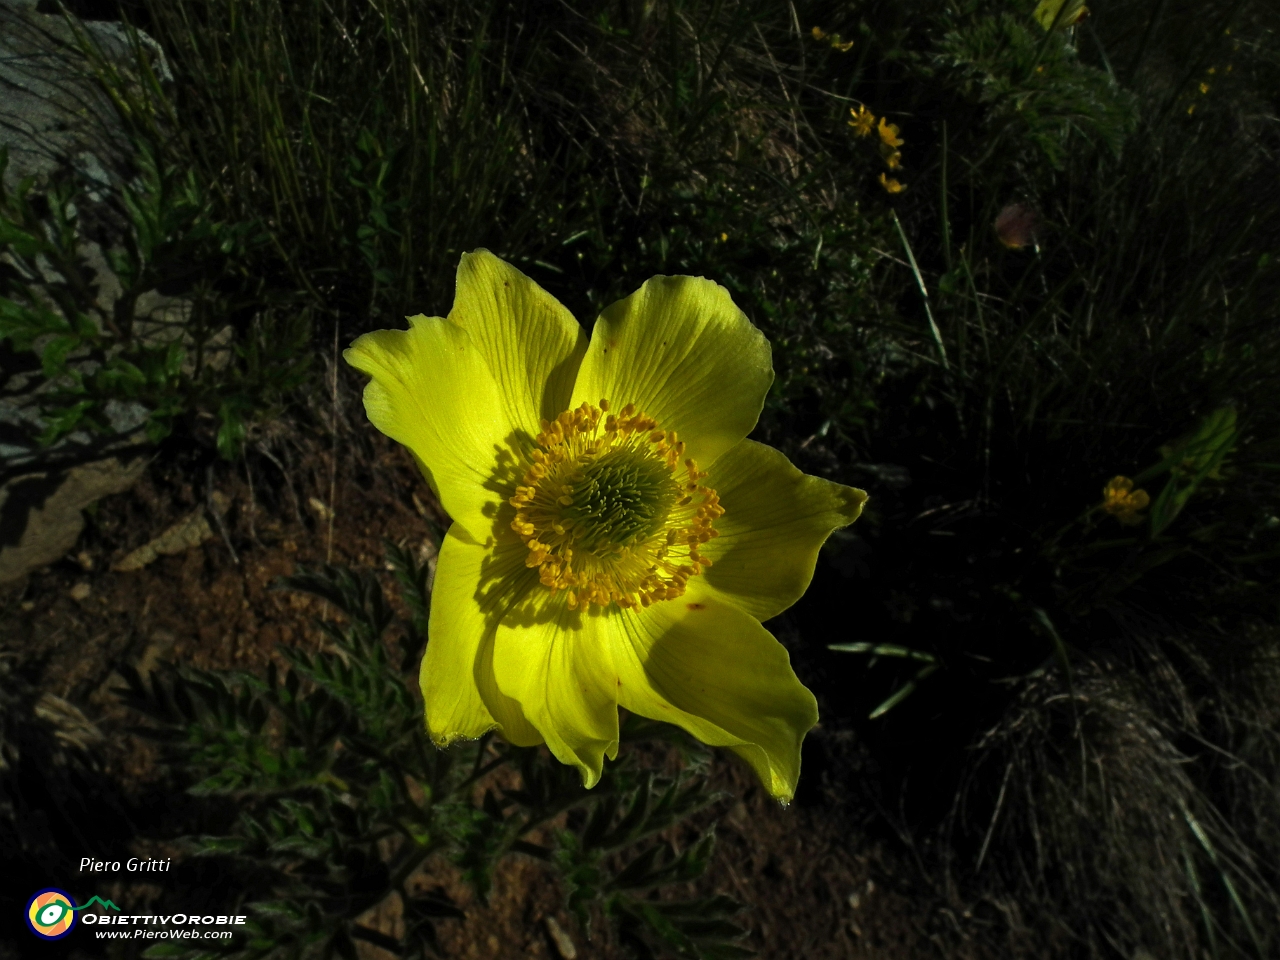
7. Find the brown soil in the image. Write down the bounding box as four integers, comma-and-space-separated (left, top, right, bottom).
1, 360, 963, 959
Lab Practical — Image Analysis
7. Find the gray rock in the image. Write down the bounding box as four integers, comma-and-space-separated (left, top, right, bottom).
0, 0, 180, 581
0, 452, 148, 583
0, 0, 172, 196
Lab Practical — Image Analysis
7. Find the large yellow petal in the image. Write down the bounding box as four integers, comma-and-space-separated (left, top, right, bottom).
610, 593, 818, 801
570, 276, 772, 470
700, 440, 868, 622
449, 251, 589, 436
345, 316, 513, 542
490, 597, 621, 787
423, 525, 543, 748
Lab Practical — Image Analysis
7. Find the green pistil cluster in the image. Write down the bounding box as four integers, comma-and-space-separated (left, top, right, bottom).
510, 400, 721, 610
563, 448, 679, 555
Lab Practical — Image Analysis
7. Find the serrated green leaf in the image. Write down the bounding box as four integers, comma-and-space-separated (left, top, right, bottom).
39, 334, 81, 377
610, 844, 665, 890
0, 218, 42, 257
192, 835, 248, 854
252, 900, 305, 919
37, 400, 94, 446
216, 400, 247, 461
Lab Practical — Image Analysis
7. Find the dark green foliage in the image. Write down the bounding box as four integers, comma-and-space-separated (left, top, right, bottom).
925, 1, 1139, 173
0, 9, 315, 458
115, 545, 749, 959
0, 134, 309, 453
26, 0, 1279, 956
771, 2, 1280, 957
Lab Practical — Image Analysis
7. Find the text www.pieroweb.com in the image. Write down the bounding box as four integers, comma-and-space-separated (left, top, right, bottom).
95, 928, 233, 940
85, 914, 245, 940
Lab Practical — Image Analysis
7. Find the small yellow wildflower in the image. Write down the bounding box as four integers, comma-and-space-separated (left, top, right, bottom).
1207, 66, 1217, 75
882, 148, 903, 171
719, 232, 728, 242
345, 250, 867, 802
1199, 82, 1211, 94
812, 26, 853, 51
848, 105, 876, 137
878, 117, 904, 148
879, 173, 907, 195
1101, 476, 1150, 526
1034, 0, 1088, 30
1187, 103, 1197, 116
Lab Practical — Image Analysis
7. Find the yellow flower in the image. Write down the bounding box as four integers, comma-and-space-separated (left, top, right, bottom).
1034, 0, 1088, 30
1101, 476, 1150, 525
881, 146, 903, 170
345, 250, 868, 802
879, 173, 907, 194
1199, 82, 1211, 94
848, 104, 876, 137
877, 117, 904, 148
813, 26, 853, 51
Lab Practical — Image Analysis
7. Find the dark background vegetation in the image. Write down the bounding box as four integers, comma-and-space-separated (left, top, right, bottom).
2, 0, 1279, 957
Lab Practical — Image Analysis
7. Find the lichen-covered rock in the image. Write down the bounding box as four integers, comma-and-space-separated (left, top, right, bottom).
0, 454, 148, 583
0, 0, 171, 197
0, 0, 177, 582
110, 506, 214, 572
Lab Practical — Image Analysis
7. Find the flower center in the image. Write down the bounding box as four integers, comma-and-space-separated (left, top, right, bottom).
562, 447, 679, 553
509, 400, 723, 610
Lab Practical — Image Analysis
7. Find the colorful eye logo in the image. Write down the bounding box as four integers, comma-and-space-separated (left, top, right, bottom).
26, 889, 78, 940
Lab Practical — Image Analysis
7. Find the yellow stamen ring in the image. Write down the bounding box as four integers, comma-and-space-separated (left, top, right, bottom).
509, 400, 723, 610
